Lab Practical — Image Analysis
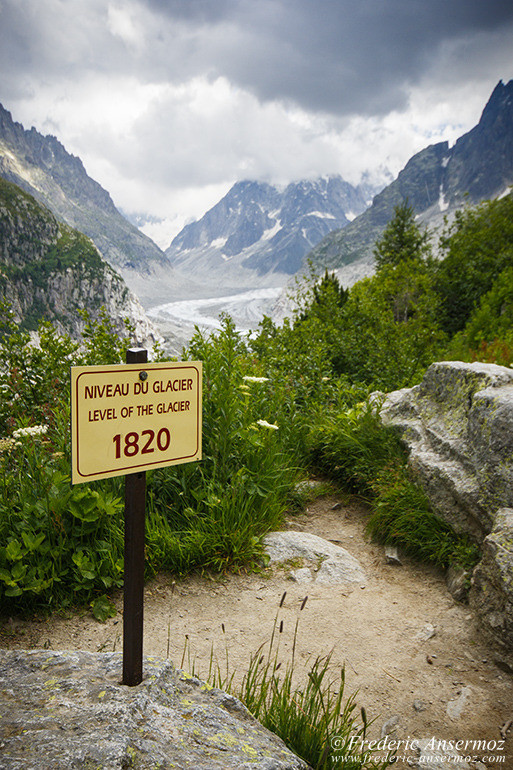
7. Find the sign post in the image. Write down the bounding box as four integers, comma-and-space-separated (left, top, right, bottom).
70, 351, 202, 686
122, 348, 147, 686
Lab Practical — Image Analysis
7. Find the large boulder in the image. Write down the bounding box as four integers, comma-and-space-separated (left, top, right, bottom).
263, 531, 366, 585
469, 509, 513, 666
380, 361, 513, 541
0, 650, 309, 769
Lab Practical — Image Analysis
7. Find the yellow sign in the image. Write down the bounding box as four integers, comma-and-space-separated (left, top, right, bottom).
71, 361, 202, 484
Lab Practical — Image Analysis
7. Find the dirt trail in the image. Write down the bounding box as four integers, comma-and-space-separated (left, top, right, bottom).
1, 495, 512, 767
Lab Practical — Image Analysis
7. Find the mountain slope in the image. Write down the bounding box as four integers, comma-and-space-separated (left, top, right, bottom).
166, 176, 372, 289
307, 79, 513, 279
0, 104, 171, 299
0, 177, 158, 344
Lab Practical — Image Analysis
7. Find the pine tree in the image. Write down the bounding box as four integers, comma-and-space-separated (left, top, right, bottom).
373, 201, 430, 271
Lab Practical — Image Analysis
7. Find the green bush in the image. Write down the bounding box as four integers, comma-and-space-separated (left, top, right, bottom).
307, 399, 478, 571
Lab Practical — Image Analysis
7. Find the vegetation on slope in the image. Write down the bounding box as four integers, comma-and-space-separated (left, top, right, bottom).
0, 177, 129, 333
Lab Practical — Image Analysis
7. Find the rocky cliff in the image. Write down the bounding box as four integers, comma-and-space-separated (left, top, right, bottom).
0, 177, 159, 345
380, 361, 513, 666
0, 103, 178, 306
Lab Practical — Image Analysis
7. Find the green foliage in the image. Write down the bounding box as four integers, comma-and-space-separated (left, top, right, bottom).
332, 261, 445, 390
447, 265, 513, 366
435, 192, 513, 336
0, 301, 80, 435
237, 651, 390, 769
367, 469, 479, 571
0, 303, 144, 611
146, 315, 301, 574
78, 306, 136, 365
373, 201, 430, 271
296, 268, 348, 323
4, 224, 105, 290
0, 431, 125, 608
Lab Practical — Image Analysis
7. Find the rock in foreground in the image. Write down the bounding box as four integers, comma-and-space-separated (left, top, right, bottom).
0, 650, 309, 769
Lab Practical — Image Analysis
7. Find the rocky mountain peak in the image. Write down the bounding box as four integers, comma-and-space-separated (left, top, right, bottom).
166, 175, 374, 287
0, 102, 169, 300
306, 80, 513, 278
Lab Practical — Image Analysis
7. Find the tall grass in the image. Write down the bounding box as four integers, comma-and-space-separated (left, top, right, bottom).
367, 468, 479, 571
308, 399, 479, 571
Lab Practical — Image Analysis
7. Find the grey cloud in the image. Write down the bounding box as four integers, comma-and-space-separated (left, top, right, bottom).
140, 0, 513, 116
1, 0, 512, 120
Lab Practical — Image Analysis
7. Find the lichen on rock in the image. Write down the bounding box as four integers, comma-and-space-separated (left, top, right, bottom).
0, 649, 309, 769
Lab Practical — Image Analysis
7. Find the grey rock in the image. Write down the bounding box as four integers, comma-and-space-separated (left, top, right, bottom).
293, 479, 325, 495
380, 714, 400, 738
412, 700, 425, 712
379, 361, 513, 662
263, 531, 366, 585
446, 564, 470, 603
446, 685, 472, 720
289, 567, 313, 584
408, 737, 472, 768
385, 546, 402, 565
415, 623, 436, 642
469, 509, 513, 668
380, 361, 513, 541
0, 649, 309, 769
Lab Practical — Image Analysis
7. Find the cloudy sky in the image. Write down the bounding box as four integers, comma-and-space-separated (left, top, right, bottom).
1, 0, 512, 248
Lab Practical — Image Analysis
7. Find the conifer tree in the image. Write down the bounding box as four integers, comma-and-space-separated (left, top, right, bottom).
373, 201, 430, 271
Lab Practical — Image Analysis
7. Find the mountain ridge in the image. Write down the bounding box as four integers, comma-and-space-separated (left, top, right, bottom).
306, 79, 513, 279
165, 175, 377, 290
0, 104, 177, 305
0, 176, 159, 344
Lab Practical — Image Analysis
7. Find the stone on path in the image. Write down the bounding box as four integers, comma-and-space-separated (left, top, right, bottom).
263, 531, 366, 585
446, 685, 472, 721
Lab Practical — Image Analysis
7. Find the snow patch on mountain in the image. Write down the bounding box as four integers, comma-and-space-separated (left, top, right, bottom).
165, 175, 376, 286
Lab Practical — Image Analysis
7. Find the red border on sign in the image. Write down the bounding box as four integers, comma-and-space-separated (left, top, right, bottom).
73, 364, 201, 479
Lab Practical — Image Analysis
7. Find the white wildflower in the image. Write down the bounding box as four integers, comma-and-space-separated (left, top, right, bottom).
243, 376, 269, 383
12, 425, 48, 438
256, 419, 279, 430
0, 438, 15, 454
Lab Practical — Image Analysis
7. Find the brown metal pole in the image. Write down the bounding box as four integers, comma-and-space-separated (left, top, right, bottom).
122, 348, 147, 686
